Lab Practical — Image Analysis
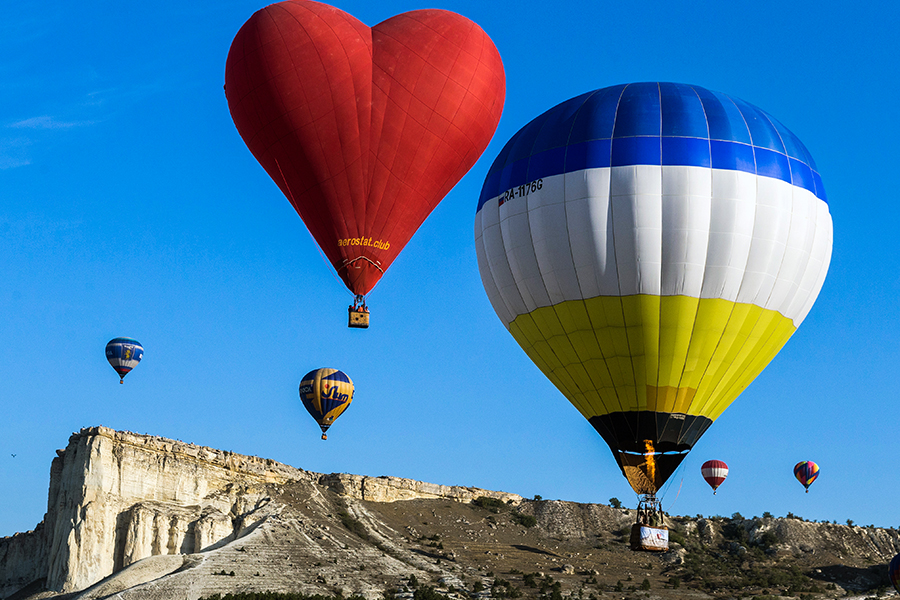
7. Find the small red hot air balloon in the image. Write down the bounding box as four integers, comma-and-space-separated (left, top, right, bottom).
225, 0, 505, 326
701, 460, 728, 494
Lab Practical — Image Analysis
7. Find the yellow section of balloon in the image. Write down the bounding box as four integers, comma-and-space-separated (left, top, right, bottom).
509, 295, 796, 422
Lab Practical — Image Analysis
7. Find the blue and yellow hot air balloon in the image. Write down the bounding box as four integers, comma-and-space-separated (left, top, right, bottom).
299, 368, 354, 440
475, 82, 832, 496
105, 338, 144, 384
794, 460, 819, 492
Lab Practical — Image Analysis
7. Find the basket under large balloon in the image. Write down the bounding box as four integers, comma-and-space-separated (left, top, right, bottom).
348, 295, 370, 329
630, 495, 668, 552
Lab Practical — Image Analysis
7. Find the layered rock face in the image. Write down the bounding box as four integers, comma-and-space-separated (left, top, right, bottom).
4, 427, 899, 600
0, 427, 518, 598
0, 427, 308, 595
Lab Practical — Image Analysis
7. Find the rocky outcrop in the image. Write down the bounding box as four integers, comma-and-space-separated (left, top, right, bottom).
755, 517, 900, 560
33, 427, 308, 595
0, 427, 524, 599
320, 473, 521, 505
0, 526, 47, 597
524, 500, 633, 539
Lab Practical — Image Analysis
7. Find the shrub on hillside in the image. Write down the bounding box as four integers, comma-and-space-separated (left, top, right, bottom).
511, 512, 537, 528
472, 496, 505, 512
412, 586, 449, 600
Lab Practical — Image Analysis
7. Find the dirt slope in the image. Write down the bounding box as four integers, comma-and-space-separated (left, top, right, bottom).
11, 476, 896, 600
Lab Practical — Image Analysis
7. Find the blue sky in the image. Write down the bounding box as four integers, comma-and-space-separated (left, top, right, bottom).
2, 0, 899, 537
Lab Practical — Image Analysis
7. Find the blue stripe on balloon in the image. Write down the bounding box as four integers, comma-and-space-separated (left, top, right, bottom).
754, 147, 791, 181
477, 137, 822, 211
662, 137, 710, 167
812, 171, 827, 202
510, 160, 529, 190
526, 146, 566, 182
710, 140, 756, 172
564, 139, 611, 172
476, 83, 827, 213
789, 157, 814, 193
611, 136, 660, 167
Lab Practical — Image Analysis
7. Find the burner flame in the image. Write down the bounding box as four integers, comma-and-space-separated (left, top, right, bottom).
644, 440, 656, 483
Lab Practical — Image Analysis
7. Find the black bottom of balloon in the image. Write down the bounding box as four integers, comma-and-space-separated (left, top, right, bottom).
588, 411, 713, 453
588, 411, 713, 494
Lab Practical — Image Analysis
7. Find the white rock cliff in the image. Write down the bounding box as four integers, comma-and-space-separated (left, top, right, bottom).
0, 427, 519, 598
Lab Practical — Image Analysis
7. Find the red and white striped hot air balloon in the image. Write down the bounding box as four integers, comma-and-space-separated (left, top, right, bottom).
701, 460, 729, 494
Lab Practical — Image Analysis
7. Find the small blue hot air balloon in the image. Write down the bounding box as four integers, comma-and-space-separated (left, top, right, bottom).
106, 338, 143, 384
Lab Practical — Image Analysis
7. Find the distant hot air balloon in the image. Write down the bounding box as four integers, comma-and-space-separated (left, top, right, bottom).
794, 461, 819, 492
889, 553, 900, 594
701, 460, 729, 494
105, 338, 143, 384
475, 82, 833, 500
299, 368, 354, 440
224, 0, 505, 325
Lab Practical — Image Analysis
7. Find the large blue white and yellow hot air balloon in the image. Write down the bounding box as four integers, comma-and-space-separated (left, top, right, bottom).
475, 82, 832, 496
299, 368, 355, 440
105, 337, 144, 384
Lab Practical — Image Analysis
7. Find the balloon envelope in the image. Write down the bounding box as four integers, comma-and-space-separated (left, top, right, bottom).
701, 460, 729, 493
794, 460, 819, 491
299, 368, 354, 438
475, 82, 832, 494
889, 554, 900, 594
225, 0, 505, 298
105, 338, 143, 383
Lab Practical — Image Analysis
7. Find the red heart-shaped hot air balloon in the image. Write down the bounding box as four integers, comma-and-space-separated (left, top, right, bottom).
225, 0, 505, 306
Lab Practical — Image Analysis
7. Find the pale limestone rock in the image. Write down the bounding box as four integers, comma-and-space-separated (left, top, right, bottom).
3, 426, 314, 594
0, 427, 524, 598
73, 554, 188, 600
320, 473, 522, 505
194, 508, 234, 552
0, 527, 47, 598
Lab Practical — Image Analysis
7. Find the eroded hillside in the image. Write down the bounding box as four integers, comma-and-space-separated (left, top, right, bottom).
1, 428, 898, 600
